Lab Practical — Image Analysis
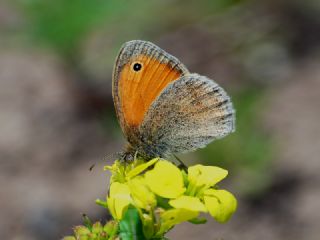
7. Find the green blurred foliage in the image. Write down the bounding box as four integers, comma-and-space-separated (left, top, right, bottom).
15, 0, 118, 58
15, 0, 243, 59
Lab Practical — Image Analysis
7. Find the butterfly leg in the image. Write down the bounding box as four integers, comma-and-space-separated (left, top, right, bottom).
173, 154, 188, 171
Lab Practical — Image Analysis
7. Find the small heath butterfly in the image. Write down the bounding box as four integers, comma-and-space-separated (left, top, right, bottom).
112, 40, 235, 160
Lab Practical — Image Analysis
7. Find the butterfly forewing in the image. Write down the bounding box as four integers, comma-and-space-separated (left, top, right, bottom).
112, 40, 189, 144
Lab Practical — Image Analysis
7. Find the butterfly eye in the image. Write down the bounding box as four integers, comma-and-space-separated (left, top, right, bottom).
133, 62, 142, 72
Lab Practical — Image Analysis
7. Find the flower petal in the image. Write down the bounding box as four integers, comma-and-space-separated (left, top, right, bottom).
107, 182, 132, 220
157, 209, 199, 236
169, 196, 207, 212
204, 189, 237, 223
128, 177, 156, 210
145, 160, 185, 198
188, 165, 228, 191
126, 158, 159, 179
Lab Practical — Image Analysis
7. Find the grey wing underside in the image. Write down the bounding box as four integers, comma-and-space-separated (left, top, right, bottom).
139, 73, 235, 157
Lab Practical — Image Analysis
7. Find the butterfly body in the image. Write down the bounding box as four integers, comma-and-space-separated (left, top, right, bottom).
112, 40, 235, 160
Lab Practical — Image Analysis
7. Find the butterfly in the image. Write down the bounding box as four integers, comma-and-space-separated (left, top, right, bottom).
112, 40, 235, 160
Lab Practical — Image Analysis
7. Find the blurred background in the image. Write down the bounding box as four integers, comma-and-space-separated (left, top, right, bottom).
1, 0, 320, 239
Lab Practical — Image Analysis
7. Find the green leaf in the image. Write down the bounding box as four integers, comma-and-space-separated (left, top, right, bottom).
119, 206, 146, 240
188, 217, 207, 224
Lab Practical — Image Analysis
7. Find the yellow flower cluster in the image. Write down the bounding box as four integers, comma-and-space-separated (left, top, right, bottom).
104, 158, 237, 238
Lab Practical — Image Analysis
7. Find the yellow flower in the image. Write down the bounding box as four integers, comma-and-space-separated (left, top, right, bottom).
104, 160, 126, 183
104, 158, 159, 183
105, 158, 237, 237
187, 165, 228, 196
169, 196, 207, 212
127, 176, 156, 210
107, 182, 132, 220
203, 189, 237, 223
144, 160, 186, 198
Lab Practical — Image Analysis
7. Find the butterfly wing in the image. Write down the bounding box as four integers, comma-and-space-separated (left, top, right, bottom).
112, 40, 189, 146
139, 73, 235, 157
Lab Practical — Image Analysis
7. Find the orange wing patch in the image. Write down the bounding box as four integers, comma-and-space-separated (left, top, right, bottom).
118, 54, 182, 128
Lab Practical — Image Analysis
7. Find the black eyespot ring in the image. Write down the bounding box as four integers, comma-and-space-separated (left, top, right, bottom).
133, 63, 142, 72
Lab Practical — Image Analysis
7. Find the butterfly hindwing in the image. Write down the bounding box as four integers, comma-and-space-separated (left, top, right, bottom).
139, 73, 235, 157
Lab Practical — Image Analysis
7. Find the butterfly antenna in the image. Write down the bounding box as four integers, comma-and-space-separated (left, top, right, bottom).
173, 154, 188, 171
103, 151, 123, 162
134, 150, 139, 160
88, 152, 119, 172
